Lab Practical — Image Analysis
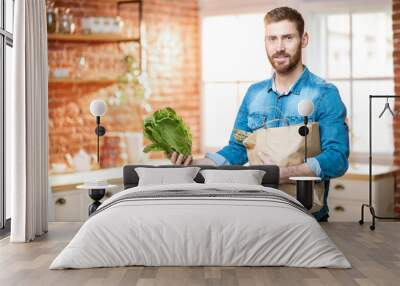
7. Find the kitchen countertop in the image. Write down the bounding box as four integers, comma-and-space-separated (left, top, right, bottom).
49, 159, 171, 192
341, 163, 399, 180
49, 161, 400, 192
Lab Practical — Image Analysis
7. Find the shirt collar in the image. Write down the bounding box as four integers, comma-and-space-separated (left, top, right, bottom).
268, 66, 309, 96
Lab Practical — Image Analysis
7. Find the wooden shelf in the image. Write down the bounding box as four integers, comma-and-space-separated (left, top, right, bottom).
48, 33, 139, 43
116, 0, 141, 3
98, 0, 141, 3
48, 78, 118, 85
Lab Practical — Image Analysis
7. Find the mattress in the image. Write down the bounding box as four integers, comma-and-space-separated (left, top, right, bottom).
50, 183, 351, 269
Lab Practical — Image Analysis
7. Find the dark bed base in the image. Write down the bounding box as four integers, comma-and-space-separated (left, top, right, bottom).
122, 164, 280, 190
121, 164, 316, 211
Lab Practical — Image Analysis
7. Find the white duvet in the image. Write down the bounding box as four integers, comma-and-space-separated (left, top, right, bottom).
50, 183, 351, 269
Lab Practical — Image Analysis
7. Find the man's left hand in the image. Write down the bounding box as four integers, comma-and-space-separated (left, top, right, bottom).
257, 151, 292, 184
257, 151, 274, 165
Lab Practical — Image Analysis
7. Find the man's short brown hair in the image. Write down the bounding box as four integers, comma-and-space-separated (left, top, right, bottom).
264, 7, 304, 36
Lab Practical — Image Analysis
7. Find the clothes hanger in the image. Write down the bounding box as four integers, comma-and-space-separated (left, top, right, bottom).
378, 97, 395, 118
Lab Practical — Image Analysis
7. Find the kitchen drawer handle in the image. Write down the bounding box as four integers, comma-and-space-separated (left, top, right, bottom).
55, 198, 66, 205
334, 205, 345, 212
334, 184, 345, 191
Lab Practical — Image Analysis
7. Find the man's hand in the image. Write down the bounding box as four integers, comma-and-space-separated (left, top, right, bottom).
168, 151, 217, 166
279, 164, 316, 184
257, 151, 274, 165
257, 151, 316, 184
169, 152, 192, 166
257, 152, 287, 184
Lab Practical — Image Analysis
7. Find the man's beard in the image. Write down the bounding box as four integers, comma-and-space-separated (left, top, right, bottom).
267, 45, 302, 74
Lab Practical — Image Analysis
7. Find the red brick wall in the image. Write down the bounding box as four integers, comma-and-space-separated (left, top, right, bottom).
48, 0, 200, 167
393, 0, 400, 214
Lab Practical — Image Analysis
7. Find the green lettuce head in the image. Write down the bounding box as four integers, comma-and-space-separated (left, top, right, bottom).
143, 107, 192, 156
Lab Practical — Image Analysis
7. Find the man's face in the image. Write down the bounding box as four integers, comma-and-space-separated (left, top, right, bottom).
264, 20, 308, 74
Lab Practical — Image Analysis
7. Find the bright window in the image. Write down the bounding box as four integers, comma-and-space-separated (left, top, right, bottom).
5, 0, 14, 33
324, 12, 394, 155
201, 13, 271, 151
1, 0, 14, 230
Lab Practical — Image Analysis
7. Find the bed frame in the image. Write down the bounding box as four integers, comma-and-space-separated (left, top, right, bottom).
123, 164, 280, 190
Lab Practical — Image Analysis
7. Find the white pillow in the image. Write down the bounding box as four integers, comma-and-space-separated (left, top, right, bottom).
200, 169, 266, 185
136, 167, 201, 186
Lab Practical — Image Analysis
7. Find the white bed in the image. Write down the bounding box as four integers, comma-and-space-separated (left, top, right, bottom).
50, 182, 351, 269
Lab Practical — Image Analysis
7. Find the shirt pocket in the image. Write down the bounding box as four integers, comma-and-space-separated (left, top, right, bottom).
247, 112, 266, 130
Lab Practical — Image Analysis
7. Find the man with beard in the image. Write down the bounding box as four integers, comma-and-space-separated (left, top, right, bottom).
170, 7, 349, 221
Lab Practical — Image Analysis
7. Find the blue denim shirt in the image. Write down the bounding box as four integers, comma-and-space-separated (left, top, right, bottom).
206, 67, 350, 219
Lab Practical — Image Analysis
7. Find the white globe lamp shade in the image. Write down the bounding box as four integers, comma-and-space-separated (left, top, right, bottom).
298, 99, 314, 117
90, 100, 107, 117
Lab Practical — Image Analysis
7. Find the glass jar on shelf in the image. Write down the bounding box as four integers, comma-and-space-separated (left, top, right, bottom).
58, 8, 74, 34
46, 0, 58, 33
75, 55, 88, 80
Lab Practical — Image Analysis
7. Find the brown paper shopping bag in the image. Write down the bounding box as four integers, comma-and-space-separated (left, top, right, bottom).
243, 121, 320, 165
238, 121, 324, 212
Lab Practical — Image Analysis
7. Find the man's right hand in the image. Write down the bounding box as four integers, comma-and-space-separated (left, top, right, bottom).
169, 151, 217, 166
169, 152, 193, 166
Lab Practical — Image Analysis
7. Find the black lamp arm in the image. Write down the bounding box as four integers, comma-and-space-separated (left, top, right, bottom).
298, 116, 309, 163
304, 115, 308, 163
94, 116, 106, 163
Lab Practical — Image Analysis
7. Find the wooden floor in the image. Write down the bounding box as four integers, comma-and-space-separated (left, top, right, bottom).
0, 222, 399, 286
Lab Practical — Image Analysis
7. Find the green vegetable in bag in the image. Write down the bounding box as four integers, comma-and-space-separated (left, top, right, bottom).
143, 107, 192, 156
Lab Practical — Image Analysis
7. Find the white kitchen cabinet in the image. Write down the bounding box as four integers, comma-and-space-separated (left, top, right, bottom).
52, 189, 90, 222
328, 164, 397, 222
51, 186, 122, 222
49, 166, 125, 222
49, 162, 168, 222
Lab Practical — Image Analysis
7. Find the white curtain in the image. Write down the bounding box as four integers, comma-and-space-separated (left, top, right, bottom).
9, 0, 49, 242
